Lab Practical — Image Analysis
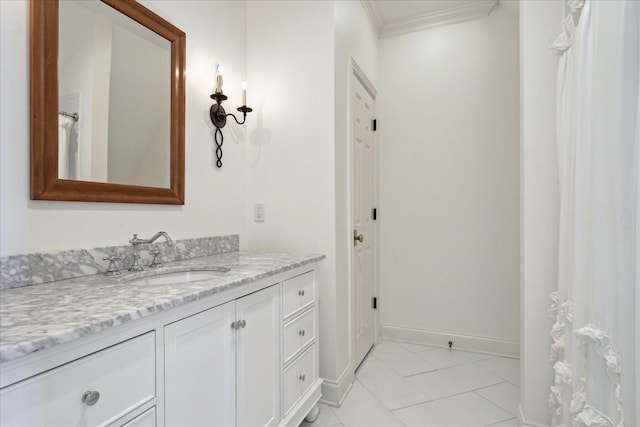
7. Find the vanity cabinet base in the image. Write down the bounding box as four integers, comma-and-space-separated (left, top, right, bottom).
0, 264, 321, 427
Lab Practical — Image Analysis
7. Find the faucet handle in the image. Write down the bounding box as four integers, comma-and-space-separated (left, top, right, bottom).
149, 249, 164, 268
103, 254, 123, 276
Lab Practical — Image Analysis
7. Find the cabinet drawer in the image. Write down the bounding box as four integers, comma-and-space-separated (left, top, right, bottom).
282, 271, 315, 319
283, 344, 316, 416
122, 407, 156, 427
283, 308, 315, 364
0, 332, 155, 427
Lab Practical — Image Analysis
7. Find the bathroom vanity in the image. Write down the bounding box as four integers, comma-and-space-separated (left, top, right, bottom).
0, 240, 323, 427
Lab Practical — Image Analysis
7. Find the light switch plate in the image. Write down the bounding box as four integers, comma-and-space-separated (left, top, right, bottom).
254, 203, 265, 222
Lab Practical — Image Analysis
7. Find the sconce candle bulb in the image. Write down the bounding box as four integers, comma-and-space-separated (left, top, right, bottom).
215, 64, 224, 93
209, 68, 252, 168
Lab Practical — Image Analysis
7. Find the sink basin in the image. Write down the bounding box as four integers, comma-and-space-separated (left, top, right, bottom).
126, 268, 230, 286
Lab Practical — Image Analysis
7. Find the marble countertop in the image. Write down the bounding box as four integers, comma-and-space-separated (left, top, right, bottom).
0, 251, 324, 364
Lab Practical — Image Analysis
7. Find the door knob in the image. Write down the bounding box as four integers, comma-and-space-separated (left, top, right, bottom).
353, 230, 364, 245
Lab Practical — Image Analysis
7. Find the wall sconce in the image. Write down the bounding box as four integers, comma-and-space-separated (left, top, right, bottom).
209, 65, 252, 168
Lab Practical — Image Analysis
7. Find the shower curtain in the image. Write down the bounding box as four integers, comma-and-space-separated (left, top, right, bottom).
548, 0, 639, 426
58, 113, 74, 179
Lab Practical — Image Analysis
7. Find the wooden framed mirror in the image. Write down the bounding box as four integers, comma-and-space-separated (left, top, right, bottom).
30, 0, 185, 204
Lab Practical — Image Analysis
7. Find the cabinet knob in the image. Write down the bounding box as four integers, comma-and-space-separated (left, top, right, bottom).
232, 320, 246, 330
298, 374, 306, 382
298, 289, 305, 297
81, 390, 100, 406
298, 329, 305, 337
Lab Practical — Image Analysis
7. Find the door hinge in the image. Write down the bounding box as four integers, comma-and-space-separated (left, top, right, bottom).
372, 208, 377, 220
372, 119, 377, 131
372, 297, 377, 309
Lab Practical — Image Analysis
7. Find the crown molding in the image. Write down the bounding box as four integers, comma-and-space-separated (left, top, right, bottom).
360, 0, 384, 36
378, 0, 499, 39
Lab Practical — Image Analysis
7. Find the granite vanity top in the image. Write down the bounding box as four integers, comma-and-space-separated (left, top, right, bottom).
0, 251, 324, 364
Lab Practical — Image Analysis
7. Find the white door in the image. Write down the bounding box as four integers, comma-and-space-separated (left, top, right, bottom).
351, 72, 376, 369
236, 285, 281, 427
164, 301, 236, 427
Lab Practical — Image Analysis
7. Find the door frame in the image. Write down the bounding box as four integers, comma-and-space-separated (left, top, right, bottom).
347, 57, 379, 375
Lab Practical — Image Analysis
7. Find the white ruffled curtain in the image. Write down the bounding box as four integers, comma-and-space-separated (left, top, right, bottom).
549, 0, 639, 426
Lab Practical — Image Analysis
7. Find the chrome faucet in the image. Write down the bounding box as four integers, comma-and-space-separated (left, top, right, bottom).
128, 231, 173, 271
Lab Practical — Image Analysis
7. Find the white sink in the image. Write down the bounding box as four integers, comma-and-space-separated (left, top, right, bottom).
126, 268, 230, 286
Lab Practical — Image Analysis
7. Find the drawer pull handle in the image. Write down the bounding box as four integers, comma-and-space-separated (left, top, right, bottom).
240, 319, 247, 328
299, 329, 306, 337
298, 374, 306, 382
231, 321, 238, 329
298, 289, 305, 297
81, 390, 100, 406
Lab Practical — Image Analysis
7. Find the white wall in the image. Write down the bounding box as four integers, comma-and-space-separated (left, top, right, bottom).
244, 0, 342, 402
333, 0, 380, 401
520, 0, 562, 424
378, 2, 521, 356
0, 0, 248, 256
245, 1, 379, 405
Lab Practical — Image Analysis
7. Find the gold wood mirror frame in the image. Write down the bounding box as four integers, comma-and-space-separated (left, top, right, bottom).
30, 0, 186, 204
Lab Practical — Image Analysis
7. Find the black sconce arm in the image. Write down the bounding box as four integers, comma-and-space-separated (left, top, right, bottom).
209, 92, 252, 168
228, 106, 253, 125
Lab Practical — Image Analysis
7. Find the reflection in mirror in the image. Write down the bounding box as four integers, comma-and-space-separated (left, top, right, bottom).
30, 0, 185, 204
58, 1, 171, 188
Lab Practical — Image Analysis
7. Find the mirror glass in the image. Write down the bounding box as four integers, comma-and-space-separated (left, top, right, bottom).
58, 1, 171, 188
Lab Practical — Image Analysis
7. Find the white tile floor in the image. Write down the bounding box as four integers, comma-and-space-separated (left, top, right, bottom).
300, 340, 520, 427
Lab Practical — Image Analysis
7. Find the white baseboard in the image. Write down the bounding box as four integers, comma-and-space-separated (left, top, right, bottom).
319, 364, 354, 407
381, 324, 520, 358
517, 405, 550, 427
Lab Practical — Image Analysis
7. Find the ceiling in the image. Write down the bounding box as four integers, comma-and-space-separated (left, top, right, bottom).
362, 0, 501, 38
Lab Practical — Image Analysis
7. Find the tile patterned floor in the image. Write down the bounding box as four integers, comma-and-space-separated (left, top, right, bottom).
300, 340, 520, 427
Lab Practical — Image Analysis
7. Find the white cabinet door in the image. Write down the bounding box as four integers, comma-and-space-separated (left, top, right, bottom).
236, 285, 281, 427
164, 301, 236, 427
